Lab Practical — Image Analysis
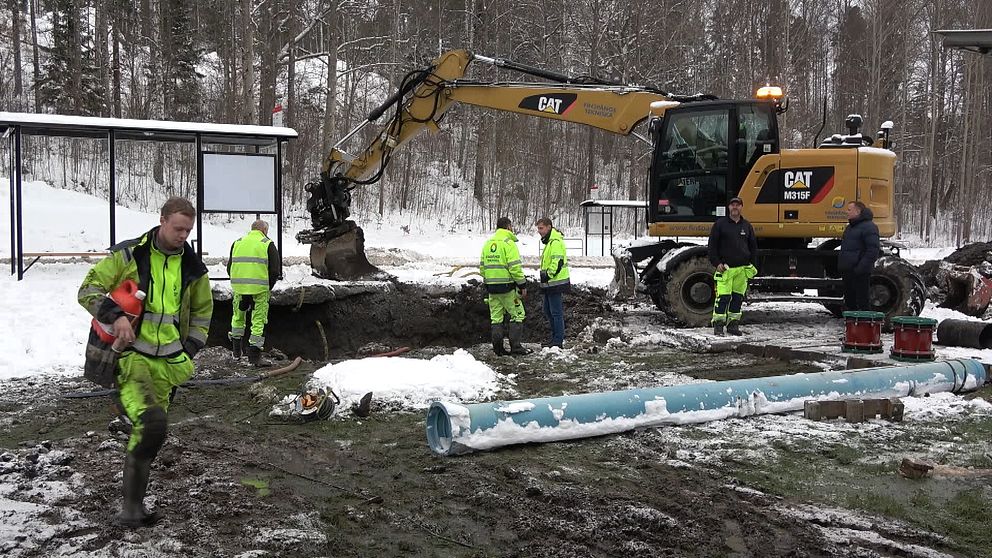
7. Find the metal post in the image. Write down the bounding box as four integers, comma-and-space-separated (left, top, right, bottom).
108, 129, 117, 246
195, 133, 204, 260
15, 127, 23, 280
275, 139, 283, 276
583, 206, 588, 256
8, 130, 14, 276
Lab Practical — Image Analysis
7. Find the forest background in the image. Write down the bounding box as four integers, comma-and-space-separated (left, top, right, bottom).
0, 0, 989, 243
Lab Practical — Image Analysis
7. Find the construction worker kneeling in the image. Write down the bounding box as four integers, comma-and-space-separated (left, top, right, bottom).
228, 219, 282, 366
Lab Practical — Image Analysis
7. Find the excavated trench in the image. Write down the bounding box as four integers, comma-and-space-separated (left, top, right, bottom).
207, 282, 615, 359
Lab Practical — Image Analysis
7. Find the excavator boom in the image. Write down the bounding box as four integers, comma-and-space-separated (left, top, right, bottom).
298, 49, 702, 280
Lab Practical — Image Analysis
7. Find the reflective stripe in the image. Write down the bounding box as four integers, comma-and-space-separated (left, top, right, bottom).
190, 316, 212, 328
249, 334, 265, 347
542, 278, 570, 287
79, 286, 104, 298
550, 255, 565, 260
231, 256, 268, 264
231, 278, 269, 286
132, 338, 183, 356
187, 329, 208, 343
506, 259, 521, 266
484, 278, 513, 284
143, 312, 178, 323
482, 265, 507, 270
230, 328, 244, 337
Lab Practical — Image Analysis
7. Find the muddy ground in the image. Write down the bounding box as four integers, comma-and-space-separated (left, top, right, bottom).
2, 285, 992, 557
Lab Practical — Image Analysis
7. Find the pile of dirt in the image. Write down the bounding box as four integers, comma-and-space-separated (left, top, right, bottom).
207, 282, 614, 360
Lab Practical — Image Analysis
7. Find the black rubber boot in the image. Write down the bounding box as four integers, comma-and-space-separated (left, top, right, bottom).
507, 323, 532, 355
119, 453, 161, 528
231, 337, 243, 360
247, 346, 272, 367
491, 325, 507, 356
713, 323, 725, 336
727, 321, 745, 336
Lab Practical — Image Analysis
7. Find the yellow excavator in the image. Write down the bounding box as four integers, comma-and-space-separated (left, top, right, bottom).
298, 49, 924, 326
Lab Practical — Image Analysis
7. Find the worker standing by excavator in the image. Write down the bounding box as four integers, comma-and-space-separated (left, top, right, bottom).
228, 219, 281, 366
708, 197, 758, 336
480, 217, 531, 356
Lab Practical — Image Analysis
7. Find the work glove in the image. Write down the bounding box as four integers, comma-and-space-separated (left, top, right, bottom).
183, 338, 204, 359
744, 264, 758, 280
540, 270, 550, 283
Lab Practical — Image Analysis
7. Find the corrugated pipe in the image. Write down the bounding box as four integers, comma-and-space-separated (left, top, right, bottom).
426, 358, 988, 456
936, 319, 992, 349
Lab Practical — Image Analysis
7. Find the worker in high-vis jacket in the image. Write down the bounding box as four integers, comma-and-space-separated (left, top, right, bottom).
536, 217, 571, 348
77, 197, 213, 528
480, 216, 531, 356
228, 219, 281, 366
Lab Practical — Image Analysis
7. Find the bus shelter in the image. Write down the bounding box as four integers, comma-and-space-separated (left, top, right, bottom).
580, 199, 647, 256
1, 112, 297, 279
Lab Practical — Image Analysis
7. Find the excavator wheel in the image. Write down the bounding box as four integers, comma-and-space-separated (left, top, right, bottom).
659, 256, 715, 327
870, 256, 927, 323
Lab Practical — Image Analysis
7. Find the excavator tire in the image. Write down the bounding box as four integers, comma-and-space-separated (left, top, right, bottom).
658, 256, 715, 327
870, 256, 927, 324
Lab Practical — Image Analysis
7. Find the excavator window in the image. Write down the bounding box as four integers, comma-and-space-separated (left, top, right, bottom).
652, 108, 730, 221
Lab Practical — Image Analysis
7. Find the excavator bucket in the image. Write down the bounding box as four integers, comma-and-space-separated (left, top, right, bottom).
308, 222, 383, 281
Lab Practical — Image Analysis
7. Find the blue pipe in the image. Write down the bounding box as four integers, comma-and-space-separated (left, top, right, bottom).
426, 358, 987, 456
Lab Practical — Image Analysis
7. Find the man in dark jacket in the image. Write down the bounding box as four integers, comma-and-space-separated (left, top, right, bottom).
708, 197, 758, 336
838, 201, 880, 311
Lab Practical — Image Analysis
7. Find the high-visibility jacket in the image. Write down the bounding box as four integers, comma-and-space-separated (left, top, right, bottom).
229, 230, 272, 295
78, 228, 213, 358
539, 228, 571, 292
479, 228, 526, 294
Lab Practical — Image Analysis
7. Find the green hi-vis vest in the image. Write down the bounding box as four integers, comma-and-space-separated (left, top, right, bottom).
479, 228, 526, 294
540, 228, 571, 289
230, 229, 271, 295
77, 229, 212, 357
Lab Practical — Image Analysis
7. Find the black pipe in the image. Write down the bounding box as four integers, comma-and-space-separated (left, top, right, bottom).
935, 319, 992, 349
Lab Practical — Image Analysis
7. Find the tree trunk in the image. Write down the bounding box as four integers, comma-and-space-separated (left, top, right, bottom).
321, 3, 339, 155
240, 0, 256, 124
29, 0, 40, 111
11, 0, 23, 102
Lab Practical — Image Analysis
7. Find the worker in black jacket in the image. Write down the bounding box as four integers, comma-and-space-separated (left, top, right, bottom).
838, 201, 880, 311
707, 197, 758, 336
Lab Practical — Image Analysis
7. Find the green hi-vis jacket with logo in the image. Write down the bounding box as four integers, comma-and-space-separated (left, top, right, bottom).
78, 228, 213, 358
539, 228, 570, 292
479, 228, 526, 294
229, 229, 273, 295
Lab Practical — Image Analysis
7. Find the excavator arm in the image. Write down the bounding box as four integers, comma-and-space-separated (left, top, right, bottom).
298, 49, 710, 279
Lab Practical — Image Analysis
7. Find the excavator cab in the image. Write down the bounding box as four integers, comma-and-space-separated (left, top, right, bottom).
648, 100, 779, 225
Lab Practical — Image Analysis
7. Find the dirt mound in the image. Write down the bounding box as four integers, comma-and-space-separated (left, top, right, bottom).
207, 282, 614, 360
945, 241, 992, 266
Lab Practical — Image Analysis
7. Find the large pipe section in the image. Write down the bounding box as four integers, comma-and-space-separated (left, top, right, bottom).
426, 359, 987, 456
936, 319, 992, 349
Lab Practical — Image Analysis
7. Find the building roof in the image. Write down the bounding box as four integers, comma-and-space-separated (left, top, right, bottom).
934, 29, 992, 53
0, 112, 298, 145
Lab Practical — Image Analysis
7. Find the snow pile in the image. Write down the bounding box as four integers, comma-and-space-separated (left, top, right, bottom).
309, 349, 512, 412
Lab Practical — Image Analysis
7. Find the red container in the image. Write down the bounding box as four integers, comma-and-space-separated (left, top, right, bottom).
891, 316, 937, 361
90, 280, 146, 345
842, 311, 885, 354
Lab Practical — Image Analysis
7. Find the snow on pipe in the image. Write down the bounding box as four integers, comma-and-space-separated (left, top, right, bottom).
425, 358, 988, 456
936, 319, 992, 349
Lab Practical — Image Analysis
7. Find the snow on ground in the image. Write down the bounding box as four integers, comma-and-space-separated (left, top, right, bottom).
306, 349, 515, 412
